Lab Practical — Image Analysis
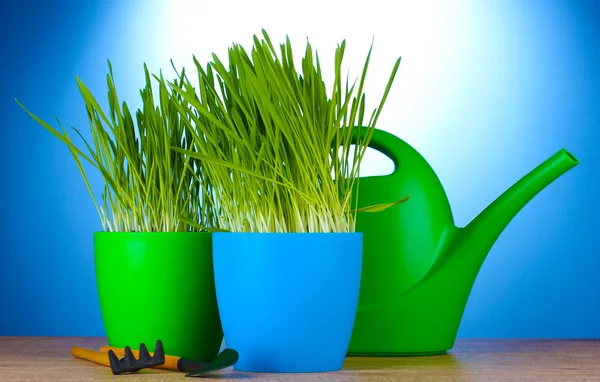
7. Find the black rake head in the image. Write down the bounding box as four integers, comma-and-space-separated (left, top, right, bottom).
107, 340, 165, 375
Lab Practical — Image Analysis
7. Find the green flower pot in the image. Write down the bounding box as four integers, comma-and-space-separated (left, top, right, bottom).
94, 232, 223, 361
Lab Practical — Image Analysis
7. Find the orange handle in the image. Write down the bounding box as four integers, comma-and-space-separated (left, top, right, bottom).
70, 346, 111, 368
98, 346, 180, 371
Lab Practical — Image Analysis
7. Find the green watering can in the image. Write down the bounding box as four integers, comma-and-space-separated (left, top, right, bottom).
348, 128, 579, 356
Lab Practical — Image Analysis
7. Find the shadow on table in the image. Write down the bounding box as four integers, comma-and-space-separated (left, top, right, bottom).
343, 353, 462, 371
197, 374, 254, 379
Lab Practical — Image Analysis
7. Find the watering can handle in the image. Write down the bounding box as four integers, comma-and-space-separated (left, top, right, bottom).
353, 126, 403, 176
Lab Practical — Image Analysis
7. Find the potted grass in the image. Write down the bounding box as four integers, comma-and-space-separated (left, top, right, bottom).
167, 30, 405, 372
16, 63, 223, 362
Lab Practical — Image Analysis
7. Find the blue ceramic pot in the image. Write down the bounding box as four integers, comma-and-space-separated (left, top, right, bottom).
212, 232, 362, 373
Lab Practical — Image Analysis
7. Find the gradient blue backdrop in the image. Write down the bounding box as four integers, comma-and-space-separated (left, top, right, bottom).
1, 0, 598, 337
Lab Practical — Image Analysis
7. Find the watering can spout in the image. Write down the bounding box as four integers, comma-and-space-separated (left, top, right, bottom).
460, 148, 579, 256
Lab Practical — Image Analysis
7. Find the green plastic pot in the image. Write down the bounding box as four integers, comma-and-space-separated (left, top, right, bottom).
94, 232, 223, 361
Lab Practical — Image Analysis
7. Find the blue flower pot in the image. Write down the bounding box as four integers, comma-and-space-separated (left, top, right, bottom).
212, 232, 362, 373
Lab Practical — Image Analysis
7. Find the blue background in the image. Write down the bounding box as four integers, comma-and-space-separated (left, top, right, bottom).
1, 0, 598, 337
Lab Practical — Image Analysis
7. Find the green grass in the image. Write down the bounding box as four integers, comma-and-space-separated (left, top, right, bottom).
16, 62, 218, 232
17, 30, 406, 234
166, 30, 405, 233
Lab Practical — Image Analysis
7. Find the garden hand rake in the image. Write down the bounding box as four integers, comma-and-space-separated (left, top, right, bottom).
71, 339, 165, 375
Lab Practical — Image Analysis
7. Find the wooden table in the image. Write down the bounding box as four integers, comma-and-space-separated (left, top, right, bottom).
0, 337, 599, 381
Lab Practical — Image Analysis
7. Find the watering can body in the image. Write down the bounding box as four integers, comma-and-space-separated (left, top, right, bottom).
347, 128, 579, 356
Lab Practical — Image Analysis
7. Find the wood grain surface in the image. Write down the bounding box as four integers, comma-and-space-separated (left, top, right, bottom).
0, 337, 599, 381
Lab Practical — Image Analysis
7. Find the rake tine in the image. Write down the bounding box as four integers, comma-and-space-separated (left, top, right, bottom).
107, 350, 122, 374
124, 346, 136, 368
139, 343, 151, 362
154, 340, 165, 362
